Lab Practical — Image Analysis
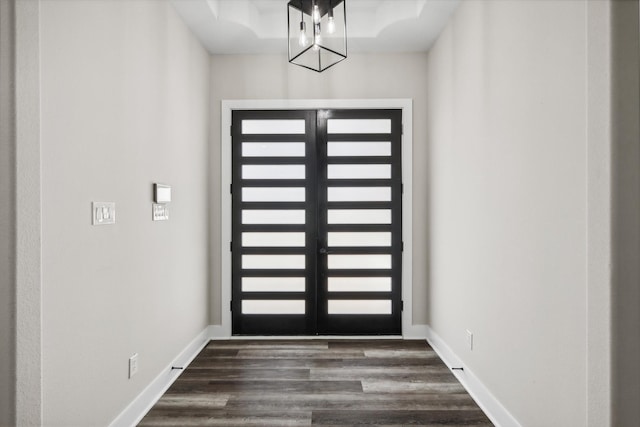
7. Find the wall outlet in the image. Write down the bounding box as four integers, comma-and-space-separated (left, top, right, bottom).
129, 353, 139, 379
466, 330, 473, 351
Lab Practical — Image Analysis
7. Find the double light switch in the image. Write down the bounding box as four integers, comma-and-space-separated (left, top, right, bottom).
92, 202, 116, 225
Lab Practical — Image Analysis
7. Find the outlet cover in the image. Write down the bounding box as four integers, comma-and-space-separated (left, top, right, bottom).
129, 353, 138, 379
466, 330, 473, 351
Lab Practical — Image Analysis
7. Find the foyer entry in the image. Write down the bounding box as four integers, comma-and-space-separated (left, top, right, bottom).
231, 109, 403, 335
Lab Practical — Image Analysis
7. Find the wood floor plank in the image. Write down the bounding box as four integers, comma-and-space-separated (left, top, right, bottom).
234, 348, 366, 359
310, 368, 460, 383
312, 409, 493, 426
138, 340, 494, 426
188, 358, 348, 369
179, 368, 310, 381
139, 409, 312, 427
327, 340, 429, 350
206, 340, 329, 350
168, 379, 363, 394
196, 348, 240, 357
151, 393, 230, 409
363, 349, 441, 359
338, 356, 448, 367
362, 380, 467, 394
225, 392, 482, 411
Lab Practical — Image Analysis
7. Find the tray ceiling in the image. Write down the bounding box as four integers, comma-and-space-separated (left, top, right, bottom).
171, 0, 460, 54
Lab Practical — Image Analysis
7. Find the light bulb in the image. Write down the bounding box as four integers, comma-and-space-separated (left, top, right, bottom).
327, 16, 335, 34
327, 8, 335, 34
313, 23, 321, 49
313, 4, 320, 24
298, 21, 308, 47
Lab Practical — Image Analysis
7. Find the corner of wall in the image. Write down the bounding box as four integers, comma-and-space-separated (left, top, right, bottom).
610, 0, 640, 424
425, 326, 522, 427
108, 326, 213, 427
586, 1, 613, 425
0, 0, 17, 424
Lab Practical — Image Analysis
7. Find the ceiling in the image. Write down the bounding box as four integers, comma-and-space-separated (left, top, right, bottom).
170, 0, 461, 55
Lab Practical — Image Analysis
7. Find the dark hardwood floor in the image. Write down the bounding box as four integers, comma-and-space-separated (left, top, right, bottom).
139, 340, 493, 426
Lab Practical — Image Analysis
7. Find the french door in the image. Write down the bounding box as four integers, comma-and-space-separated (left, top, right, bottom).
231, 109, 402, 335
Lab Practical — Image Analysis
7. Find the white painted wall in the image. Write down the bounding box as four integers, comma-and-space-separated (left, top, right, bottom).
39, 1, 210, 425
1, 1, 44, 425
586, 1, 613, 425
426, 1, 589, 425
14, 0, 43, 423
208, 53, 430, 326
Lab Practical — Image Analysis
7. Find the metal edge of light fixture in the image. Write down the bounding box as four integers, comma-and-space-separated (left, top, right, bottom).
287, 0, 347, 72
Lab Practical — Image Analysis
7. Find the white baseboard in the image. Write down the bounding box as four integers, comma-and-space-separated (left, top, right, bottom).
425, 325, 521, 427
108, 326, 213, 427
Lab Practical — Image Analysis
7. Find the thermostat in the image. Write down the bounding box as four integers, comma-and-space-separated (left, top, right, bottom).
153, 183, 171, 203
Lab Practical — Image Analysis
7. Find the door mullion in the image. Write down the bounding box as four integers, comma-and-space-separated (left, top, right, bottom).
315, 110, 329, 334
305, 110, 319, 335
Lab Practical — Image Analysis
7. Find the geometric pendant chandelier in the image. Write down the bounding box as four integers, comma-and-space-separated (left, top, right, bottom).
287, 0, 347, 72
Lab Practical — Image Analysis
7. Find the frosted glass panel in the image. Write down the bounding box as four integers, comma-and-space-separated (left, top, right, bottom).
243, 142, 305, 157
243, 165, 305, 180
328, 277, 392, 292
328, 232, 391, 247
328, 142, 391, 157
243, 277, 305, 292
242, 120, 305, 134
328, 254, 392, 269
242, 232, 305, 247
242, 210, 305, 224
242, 255, 305, 269
328, 209, 391, 224
328, 164, 391, 179
328, 300, 392, 315
328, 187, 391, 202
327, 119, 392, 134
242, 300, 306, 314
242, 187, 305, 202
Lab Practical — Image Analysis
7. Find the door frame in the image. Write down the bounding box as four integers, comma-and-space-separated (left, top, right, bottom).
218, 99, 414, 337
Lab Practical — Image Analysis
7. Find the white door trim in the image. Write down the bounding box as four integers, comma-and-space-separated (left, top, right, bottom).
219, 99, 413, 337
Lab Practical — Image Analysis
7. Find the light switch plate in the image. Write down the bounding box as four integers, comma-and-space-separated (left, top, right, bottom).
92, 202, 116, 225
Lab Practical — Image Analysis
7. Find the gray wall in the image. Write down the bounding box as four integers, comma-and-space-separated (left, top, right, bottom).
1, 1, 42, 424
426, 1, 589, 424
0, 0, 16, 424
611, 0, 640, 424
426, 0, 640, 425
208, 53, 430, 325
39, 1, 211, 425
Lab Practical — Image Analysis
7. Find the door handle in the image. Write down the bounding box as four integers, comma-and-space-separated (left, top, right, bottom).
319, 247, 333, 255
